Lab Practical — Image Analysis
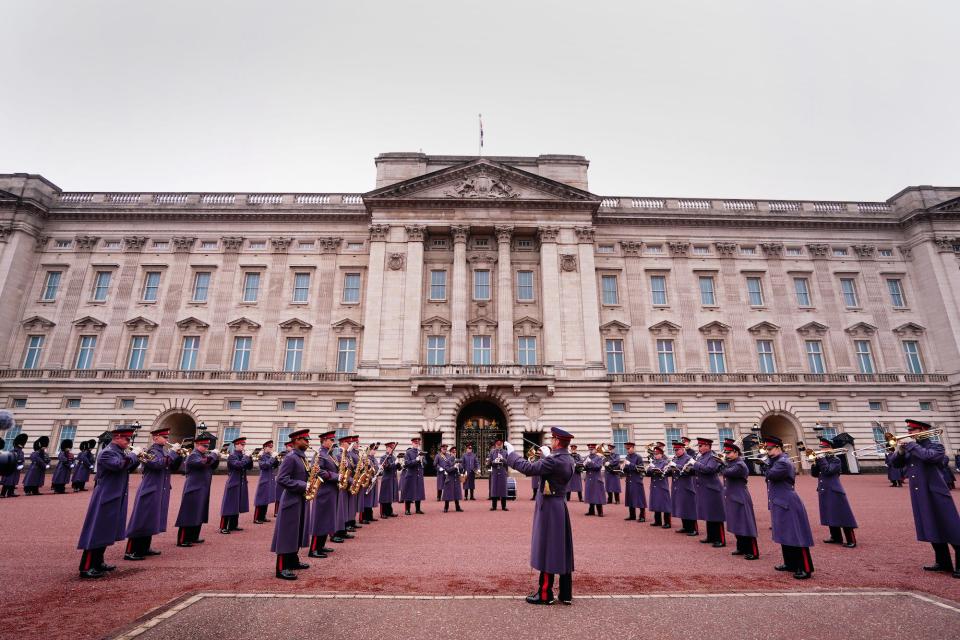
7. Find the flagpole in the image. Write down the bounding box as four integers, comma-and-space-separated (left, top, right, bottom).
478, 113, 483, 157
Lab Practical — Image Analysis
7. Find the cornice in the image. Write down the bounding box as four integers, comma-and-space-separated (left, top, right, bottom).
594, 213, 901, 231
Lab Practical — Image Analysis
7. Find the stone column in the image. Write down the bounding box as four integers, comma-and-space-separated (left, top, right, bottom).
495, 225, 514, 364
359, 224, 389, 370
576, 226, 603, 366
402, 225, 426, 364
539, 226, 562, 364
450, 225, 469, 364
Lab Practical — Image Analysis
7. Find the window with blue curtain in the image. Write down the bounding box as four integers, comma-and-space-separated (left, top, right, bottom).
872, 425, 887, 453
222, 426, 241, 453
58, 424, 77, 449
612, 427, 628, 455
717, 426, 734, 442
665, 426, 682, 447
277, 426, 294, 447
3, 423, 22, 451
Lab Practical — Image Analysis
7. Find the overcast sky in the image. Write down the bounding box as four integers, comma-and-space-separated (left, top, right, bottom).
2, 1, 957, 200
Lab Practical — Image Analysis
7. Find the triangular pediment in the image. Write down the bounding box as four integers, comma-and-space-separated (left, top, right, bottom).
893, 322, 926, 336
698, 321, 730, 335
226, 317, 261, 331
421, 315, 452, 329
73, 316, 107, 330
331, 318, 363, 333
176, 316, 210, 330
600, 320, 630, 335
279, 317, 313, 331
747, 321, 781, 335
363, 159, 600, 210
513, 316, 544, 330
22, 315, 55, 330
124, 316, 158, 331
467, 316, 498, 328
648, 320, 681, 336
844, 322, 877, 337
796, 321, 829, 336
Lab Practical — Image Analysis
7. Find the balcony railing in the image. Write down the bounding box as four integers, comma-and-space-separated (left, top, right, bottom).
0, 368, 356, 382
606, 372, 950, 384
410, 364, 554, 377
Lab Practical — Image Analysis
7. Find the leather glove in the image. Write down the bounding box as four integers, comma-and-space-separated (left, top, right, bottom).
503, 442, 515, 454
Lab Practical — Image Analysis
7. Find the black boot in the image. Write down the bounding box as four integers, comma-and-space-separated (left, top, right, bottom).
415, 501, 424, 514
606, 492, 613, 504
597, 504, 604, 517
586, 504, 595, 516
578, 492, 583, 502
842, 528, 857, 548
455, 500, 463, 512
625, 507, 636, 521
638, 508, 646, 523
405, 501, 412, 515
444, 501, 450, 513
490, 499, 498, 511
501, 498, 508, 512
526, 572, 555, 605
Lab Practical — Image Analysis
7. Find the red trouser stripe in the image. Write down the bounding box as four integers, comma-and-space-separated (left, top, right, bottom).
277, 555, 283, 571
310, 536, 317, 552
220, 517, 226, 529
82, 551, 91, 571
126, 539, 133, 554
541, 573, 550, 599
801, 548, 811, 572
849, 529, 857, 544
178, 528, 186, 544
719, 524, 725, 545
752, 538, 759, 557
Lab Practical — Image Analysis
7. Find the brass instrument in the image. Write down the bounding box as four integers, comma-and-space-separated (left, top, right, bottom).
526, 447, 539, 462
337, 444, 352, 491
127, 446, 157, 463
596, 443, 612, 457
804, 447, 847, 462
885, 428, 943, 449
350, 443, 380, 496
171, 442, 193, 457
304, 446, 324, 501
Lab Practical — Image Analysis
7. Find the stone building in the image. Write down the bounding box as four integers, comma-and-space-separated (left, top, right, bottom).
1, 152, 958, 470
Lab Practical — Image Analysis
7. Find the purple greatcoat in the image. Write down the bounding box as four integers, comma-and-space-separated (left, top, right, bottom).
76, 444, 139, 550
348, 449, 362, 518
567, 453, 583, 493
174, 451, 220, 528
622, 452, 647, 508
51, 450, 75, 486
308, 447, 340, 537
378, 452, 399, 504
254, 453, 279, 507
362, 455, 380, 509
2, 446, 25, 487
221, 450, 253, 517
400, 447, 425, 502
583, 453, 606, 505
893, 440, 960, 544
668, 454, 697, 520
271, 448, 310, 554
885, 451, 904, 483
646, 457, 671, 512
23, 450, 50, 488
603, 452, 622, 493
693, 452, 726, 523
507, 449, 575, 574
765, 453, 814, 547
721, 458, 757, 537
435, 453, 444, 494
439, 454, 463, 501
126, 444, 183, 538
71, 450, 95, 485
488, 448, 508, 498
462, 452, 479, 491
812, 455, 858, 528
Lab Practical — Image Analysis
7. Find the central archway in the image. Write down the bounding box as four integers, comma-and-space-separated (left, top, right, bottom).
759, 411, 803, 471
154, 411, 197, 444
456, 399, 508, 477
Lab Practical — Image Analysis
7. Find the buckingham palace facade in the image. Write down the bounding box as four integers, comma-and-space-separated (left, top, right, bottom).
1, 152, 959, 468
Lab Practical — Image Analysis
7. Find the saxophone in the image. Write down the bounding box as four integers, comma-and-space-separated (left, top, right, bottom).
349, 446, 369, 496
337, 445, 352, 491
304, 447, 323, 502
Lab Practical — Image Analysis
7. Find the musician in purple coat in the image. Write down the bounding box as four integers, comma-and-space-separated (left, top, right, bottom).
764, 435, 814, 580
566, 444, 583, 502
124, 426, 183, 560
360, 443, 380, 524
530, 448, 541, 499
693, 437, 727, 547
812, 437, 858, 548
646, 444, 672, 528
272, 428, 313, 580
174, 432, 221, 547
439, 446, 464, 512
378, 442, 400, 518
253, 440, 279, 523
885, 449, 904, 487
668, 442, 698, 536
23, 435, 50, 495
333, 436, 357, 538
76, 425, 140, 579
488, 438, 509, 510
721, 442, 759, 559
1, 432, 28, 498
892, 419, 960, 577
603, 448, 622, 504
347, 436, 364, 530
219, 436, 253, 534
71, 440, 95, 491
400, 436, 426, 515
622, 443, 647, 522
462, 444, 479, 500
504, 426, 576, 605
583, 444, 606, 516
51, 439, 75, 494
274, 441, 294, 517
434, 444, 447, 501
307, 431, 341, 557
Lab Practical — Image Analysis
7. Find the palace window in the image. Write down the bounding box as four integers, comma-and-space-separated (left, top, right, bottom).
54, 239, 72, 249
793, 277, 811, 306
716, 401, 732, 412
832, 247, 848, 257
878, 249, 894, 258
902, 340, 924, 374
787, 247, 803, 257
292, 272, 311, 303
597, 244, 615, 254
429, 270, 447, 301
868, 400, 884, 411
337, 337, 357, 372
119, 398, 135, 409
297, 241, 314, 250
222, 426, 241, 453
612, 428, 629, 456
699, 276, 716, 306
472, 335, 492, 365
657, 339, 676, 374
718, 426, 734, 442
3, 424, 22, 450
886, 278, 906, 308
12, 398, 27, 409
517, 336, 537, 366
335, 401, 351, 411
42, 271, 61, 301
665, 426, 682, 445
192, 272, 211, 302
840, 278, 859, 307
284, 337, 304, 372
232, 336, 252, 371
854, 340, 875, 374
746, 276, 764, 306
516, 271, 534, 301
693, 246, 710, 255
58, 424, 77, 449
707, 339, 726, 374
201, 240, 219, 250
872, 424, 887, 453
473, 270, 491, 300
23, 335, 44, 369
605, 339, 625, 374
818, 400, 834, 411
342, 273, 361, 303
92, 271, 112, 301
427, 336, 447, 366
75, 336, 97, 369
152, 241, 168, 250
346, 242, 364, 251
127, 336, 149, 370
741, 246, 756, 255
65, 398, 81, 409
601, 275, 619, 305
242, 272, 261, 302
281, 400, 297, 411
142, 271, 161, 302
756, 340, 776, 374
612, 402, 626, 413
650, 275, 668, 305
249, 241, 266, 250
227, 399, 242, 410
664, 402, 679, 412
919, 400, 934, 411
180, 336, 200, 370
805, 340, 826, 374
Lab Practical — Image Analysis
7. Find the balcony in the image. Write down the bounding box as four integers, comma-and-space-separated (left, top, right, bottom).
0, 368, 356, 383
605, 372, 950, 385
410, 364, 554, 378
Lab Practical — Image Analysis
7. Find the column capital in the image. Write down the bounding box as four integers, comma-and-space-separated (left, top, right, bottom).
319, 236, 342, 253
369, 224, 391, 241
451, 224, 470, 244
620, 240, 642, 256
574, 226, 595, 243
405, 224, 427, 242
74, 235, 100, 252
537, 226, 560, 243
495, 225, 514, 243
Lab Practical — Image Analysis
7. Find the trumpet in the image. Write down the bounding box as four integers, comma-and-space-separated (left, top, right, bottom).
127, 446, 156, 463
884, 428, 943, 449
170, 442, 193, 457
